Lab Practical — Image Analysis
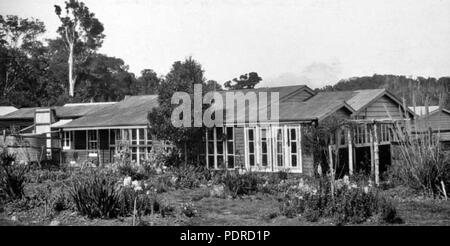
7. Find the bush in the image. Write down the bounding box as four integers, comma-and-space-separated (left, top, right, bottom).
117, 164, 147, 180
278, 178, 402, 225
171, 166, 211, 189
0, 150, 29, 201
377, 197, 403, 224
50, 187, 72, 212
26, 169, 71, 183
221, 171, 260, 198
68, 170, 121, 219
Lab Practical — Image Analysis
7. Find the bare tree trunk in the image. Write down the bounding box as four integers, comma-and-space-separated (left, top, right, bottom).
68, 43, 75, 97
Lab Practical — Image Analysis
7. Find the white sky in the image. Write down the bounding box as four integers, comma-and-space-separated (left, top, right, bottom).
1, 0, 450, 88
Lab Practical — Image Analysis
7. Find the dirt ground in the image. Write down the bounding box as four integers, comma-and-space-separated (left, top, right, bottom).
1, 187, 449, 226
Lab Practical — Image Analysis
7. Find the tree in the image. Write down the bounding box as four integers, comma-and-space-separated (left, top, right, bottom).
204, 80, 223, 91
223, 72, 262, 90
148, 57, 212, 165
0, 15, 47, 107
133, 69, 161, 95
74, 54, 134, 102
54, 0, 105, 97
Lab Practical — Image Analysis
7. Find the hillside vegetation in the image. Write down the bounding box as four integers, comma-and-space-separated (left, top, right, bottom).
318, 75, 450, 109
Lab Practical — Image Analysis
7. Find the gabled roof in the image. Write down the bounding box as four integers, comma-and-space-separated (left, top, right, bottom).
220, 85, 315, 122
0, 103, 115, 120
312, 88, 415, 118
0, 106, 17, 116
217, 85, 313, 100
58, 95, 159, 129
277, 100, 355, 122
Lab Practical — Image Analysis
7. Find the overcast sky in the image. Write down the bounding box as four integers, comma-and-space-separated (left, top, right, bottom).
1, 0, 449, 88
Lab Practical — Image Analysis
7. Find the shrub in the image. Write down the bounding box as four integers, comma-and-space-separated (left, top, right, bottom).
117, 164, 147, 180
68, 170, 121, 219
377, 197, 403, 224
26, 169, 71, 183
278, 178, 401, 225
50, 187, 72, 212
0, 150, 29, 201
277, 171, 289, 181
171, 166, 211, 189
221, 171, 260, 198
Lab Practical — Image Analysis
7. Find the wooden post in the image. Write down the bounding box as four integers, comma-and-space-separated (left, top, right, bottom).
369, 125, 375, 180
96, 129, 102, 167
347, 128, 353, 176
373, 124, 380, 185
328, 144, 334, 198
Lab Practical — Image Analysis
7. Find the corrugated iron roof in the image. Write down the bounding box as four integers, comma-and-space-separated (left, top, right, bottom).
58, 95, 159, 129
0, 106, 17, 116
0, 103, 116, 120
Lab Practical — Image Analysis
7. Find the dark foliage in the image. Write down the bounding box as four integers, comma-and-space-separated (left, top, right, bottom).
68, 169, 121, 219
0, 150, 29, 201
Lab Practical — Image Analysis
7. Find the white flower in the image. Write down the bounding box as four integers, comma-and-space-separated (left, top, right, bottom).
155, 167, 162, 174
123, 176, 132, 187
134, 186, 143, 192
363, 186, 369, 194
132, 180, 140, 188
343, 175, 350, 186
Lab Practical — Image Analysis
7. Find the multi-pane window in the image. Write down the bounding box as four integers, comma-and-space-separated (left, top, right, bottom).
288, 127, 299, 168
139, 129, 145, 145
63, 131, 72, 150
88, 130, 97, 150
226, 127, 235, 168
275, 127, 284, 167
260, 128, 270, 167
131, 129, 137, 145
246, 128, 256, 166
207, 128, 215, 168
205, 127, 235, 169
244, 125, 302, 172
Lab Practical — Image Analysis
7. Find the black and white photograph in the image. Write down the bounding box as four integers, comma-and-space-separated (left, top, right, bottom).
0, 0, 449, 231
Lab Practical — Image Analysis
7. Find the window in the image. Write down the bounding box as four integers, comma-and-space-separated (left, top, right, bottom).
207, 128, 215, 168
226, 127, 235, 168
131, 129, 137, 145
205, 127, 235, 169
246, 128, 256, 166
139, 129, 145, 145
288, 127, 299, 168
274, 127, 284, 167
244, 125, 302, 172
62, 131, 72, 150
260, 128, 270, 167
88, 130, 97, 150
109, 129, 116, 146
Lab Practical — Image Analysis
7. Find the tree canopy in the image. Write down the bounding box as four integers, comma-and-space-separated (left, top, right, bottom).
223, 72, 262, 90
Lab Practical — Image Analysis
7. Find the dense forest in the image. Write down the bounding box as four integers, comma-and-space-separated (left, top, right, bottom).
1, 1, 449, 110
319, 74, 450, 109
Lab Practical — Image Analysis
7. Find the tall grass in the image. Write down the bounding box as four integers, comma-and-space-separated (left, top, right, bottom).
390, 102, 450, 198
